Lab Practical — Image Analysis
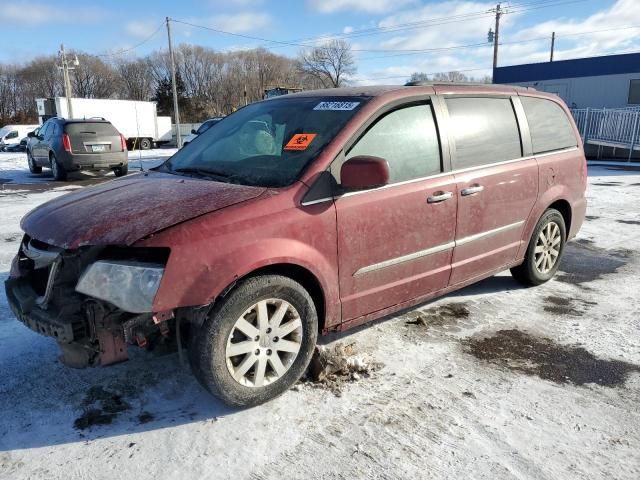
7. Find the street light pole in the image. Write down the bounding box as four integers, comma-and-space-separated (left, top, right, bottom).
166, 17, 182, 148
58, 44, 75, 118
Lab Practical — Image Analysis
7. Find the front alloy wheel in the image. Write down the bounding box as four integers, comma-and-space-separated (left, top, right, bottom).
189, 275, 318, 407
226, 299, 303, 388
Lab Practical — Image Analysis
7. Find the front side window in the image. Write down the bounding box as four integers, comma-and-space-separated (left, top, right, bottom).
164, 96, 368, 187
446, 97, 522, 169
521, 96, 577, 154
6, 130, 18, 139
346, 104, 441, 183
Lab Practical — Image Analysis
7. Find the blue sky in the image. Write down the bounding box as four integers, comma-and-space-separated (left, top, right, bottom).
1, 0, 637, 84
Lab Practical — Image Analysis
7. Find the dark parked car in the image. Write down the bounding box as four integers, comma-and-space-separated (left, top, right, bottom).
4, 137, 28, 152
6, 84, 586, 407
27, 118, 128, 180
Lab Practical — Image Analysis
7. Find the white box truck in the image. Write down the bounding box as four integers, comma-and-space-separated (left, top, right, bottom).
36, 97, 172, 150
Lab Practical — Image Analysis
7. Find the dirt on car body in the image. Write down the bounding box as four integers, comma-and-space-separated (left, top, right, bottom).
465, 329, 640, 387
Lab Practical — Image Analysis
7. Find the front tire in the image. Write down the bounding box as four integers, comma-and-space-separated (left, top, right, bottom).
511, 208, 566, 286
27, 151, 42, 174
50, 153, 67, 181
189, 275, 318, 407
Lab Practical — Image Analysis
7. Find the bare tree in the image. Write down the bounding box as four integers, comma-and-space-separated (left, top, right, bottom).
407, 72, 430, 84
70, 53, 117, 98
298, 39, 356, 88
114, 58, 154, 101
432, 71, 470, 83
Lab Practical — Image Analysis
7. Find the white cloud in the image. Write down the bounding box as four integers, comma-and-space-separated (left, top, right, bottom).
206, 12, 272, 33
343, 26, 354, 34
125, 21, 158, 39
2, 2, 105, 26
308, 0, 416, 14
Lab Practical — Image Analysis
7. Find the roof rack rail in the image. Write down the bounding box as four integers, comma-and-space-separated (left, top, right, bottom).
404, 80, 536, 91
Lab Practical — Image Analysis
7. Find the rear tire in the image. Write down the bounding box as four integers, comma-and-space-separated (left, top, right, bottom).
50, 153, 67, 181
189, 275, 318, 407
139, 138, 152, 150
27, 151, 42, 174
511, 208, 566, 286
113, 164, 128, 177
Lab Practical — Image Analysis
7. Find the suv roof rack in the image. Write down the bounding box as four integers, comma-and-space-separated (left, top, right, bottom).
404, 80, 536, 91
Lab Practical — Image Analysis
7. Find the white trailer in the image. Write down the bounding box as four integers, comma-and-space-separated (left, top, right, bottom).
36, 97, 172, 150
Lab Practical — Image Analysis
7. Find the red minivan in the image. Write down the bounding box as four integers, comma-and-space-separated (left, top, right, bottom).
6, 84, 587, 406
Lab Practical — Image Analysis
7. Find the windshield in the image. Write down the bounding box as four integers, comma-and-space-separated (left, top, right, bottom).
163, 96, 368, 187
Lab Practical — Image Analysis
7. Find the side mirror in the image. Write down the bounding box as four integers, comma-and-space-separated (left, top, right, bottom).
27, 131, 36, 138
191, 129, 197, 134
340, 155, 390, 190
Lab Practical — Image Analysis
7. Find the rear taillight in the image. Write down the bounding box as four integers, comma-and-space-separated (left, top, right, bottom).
120, 134, 127, 152
62, 133, 71, 153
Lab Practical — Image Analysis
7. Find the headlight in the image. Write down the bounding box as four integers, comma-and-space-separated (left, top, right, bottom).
76, 260, 165, 313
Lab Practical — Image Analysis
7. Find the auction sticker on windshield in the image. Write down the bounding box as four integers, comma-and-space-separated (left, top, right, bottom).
284, 133, 317, 151
313, 101, 360, 111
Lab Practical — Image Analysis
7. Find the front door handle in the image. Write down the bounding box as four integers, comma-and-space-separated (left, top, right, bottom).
427, 191, 453, 204
461, 185, 484, 196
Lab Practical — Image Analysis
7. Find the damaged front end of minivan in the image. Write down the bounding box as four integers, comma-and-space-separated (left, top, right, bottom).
5, 236, 185, 368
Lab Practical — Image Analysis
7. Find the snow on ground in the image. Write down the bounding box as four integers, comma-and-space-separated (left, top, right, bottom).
0, 148, 176, 185
0, 165, 639, 479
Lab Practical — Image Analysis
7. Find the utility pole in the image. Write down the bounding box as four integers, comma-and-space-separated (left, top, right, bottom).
491, 3, 502, 71
57, 44, 76, 118
166, 17, 182, 148
550, 31, 556, 62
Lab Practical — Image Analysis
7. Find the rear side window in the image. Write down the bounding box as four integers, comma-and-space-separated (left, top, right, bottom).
520, 97, 577, 154
347, 104, 441, 183
65, 122, 119, 136
446, 97, 522, 169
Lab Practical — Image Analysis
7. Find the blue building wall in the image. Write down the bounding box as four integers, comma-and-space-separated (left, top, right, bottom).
494, 52, 640, 83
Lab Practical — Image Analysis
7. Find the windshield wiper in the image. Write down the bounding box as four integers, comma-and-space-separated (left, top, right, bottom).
171, 167, 233, 182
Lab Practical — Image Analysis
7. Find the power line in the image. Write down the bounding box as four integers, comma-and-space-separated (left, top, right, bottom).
92, 21, 165, 58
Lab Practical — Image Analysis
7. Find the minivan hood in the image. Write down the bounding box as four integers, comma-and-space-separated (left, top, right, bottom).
21, 172, 265, 249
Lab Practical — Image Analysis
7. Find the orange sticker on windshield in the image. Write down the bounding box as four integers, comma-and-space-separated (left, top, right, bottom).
284, 133, 317, 151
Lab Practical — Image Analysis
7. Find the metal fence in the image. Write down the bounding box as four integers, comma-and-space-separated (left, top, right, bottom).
570, 107, 640, 160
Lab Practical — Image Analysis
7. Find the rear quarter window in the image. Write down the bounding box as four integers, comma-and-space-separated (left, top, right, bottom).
520, 96, 577, 154
445, 97, 522, 169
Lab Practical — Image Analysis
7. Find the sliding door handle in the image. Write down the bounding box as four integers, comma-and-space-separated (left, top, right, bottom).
427, 191, 453, 204
461, 185, 484, 196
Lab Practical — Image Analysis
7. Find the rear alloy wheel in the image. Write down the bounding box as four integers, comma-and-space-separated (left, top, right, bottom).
511, 208, 566, 285
27, 151, 42, 174
189, 275, 318, 407
50, 154, 67, 181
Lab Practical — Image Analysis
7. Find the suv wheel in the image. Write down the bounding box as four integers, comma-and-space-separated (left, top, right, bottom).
189, 275, 318, 407
139, 138, 152, 150
27, 151, 42, 174
511, 208, 566, 286
113, 165, 128, 177
50, 154, 67, 181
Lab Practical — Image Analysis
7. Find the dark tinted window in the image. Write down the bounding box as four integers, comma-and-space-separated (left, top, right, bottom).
628, 79, 640, 104
347, 104, 441, 183
521, 96, 577, 154
446, 97, 522, 169
6, 130, 18, 139
39, 122, 51, 137
64, 122, 119, 136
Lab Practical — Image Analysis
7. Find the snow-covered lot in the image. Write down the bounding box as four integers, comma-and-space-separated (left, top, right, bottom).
0, 157, 639, 479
